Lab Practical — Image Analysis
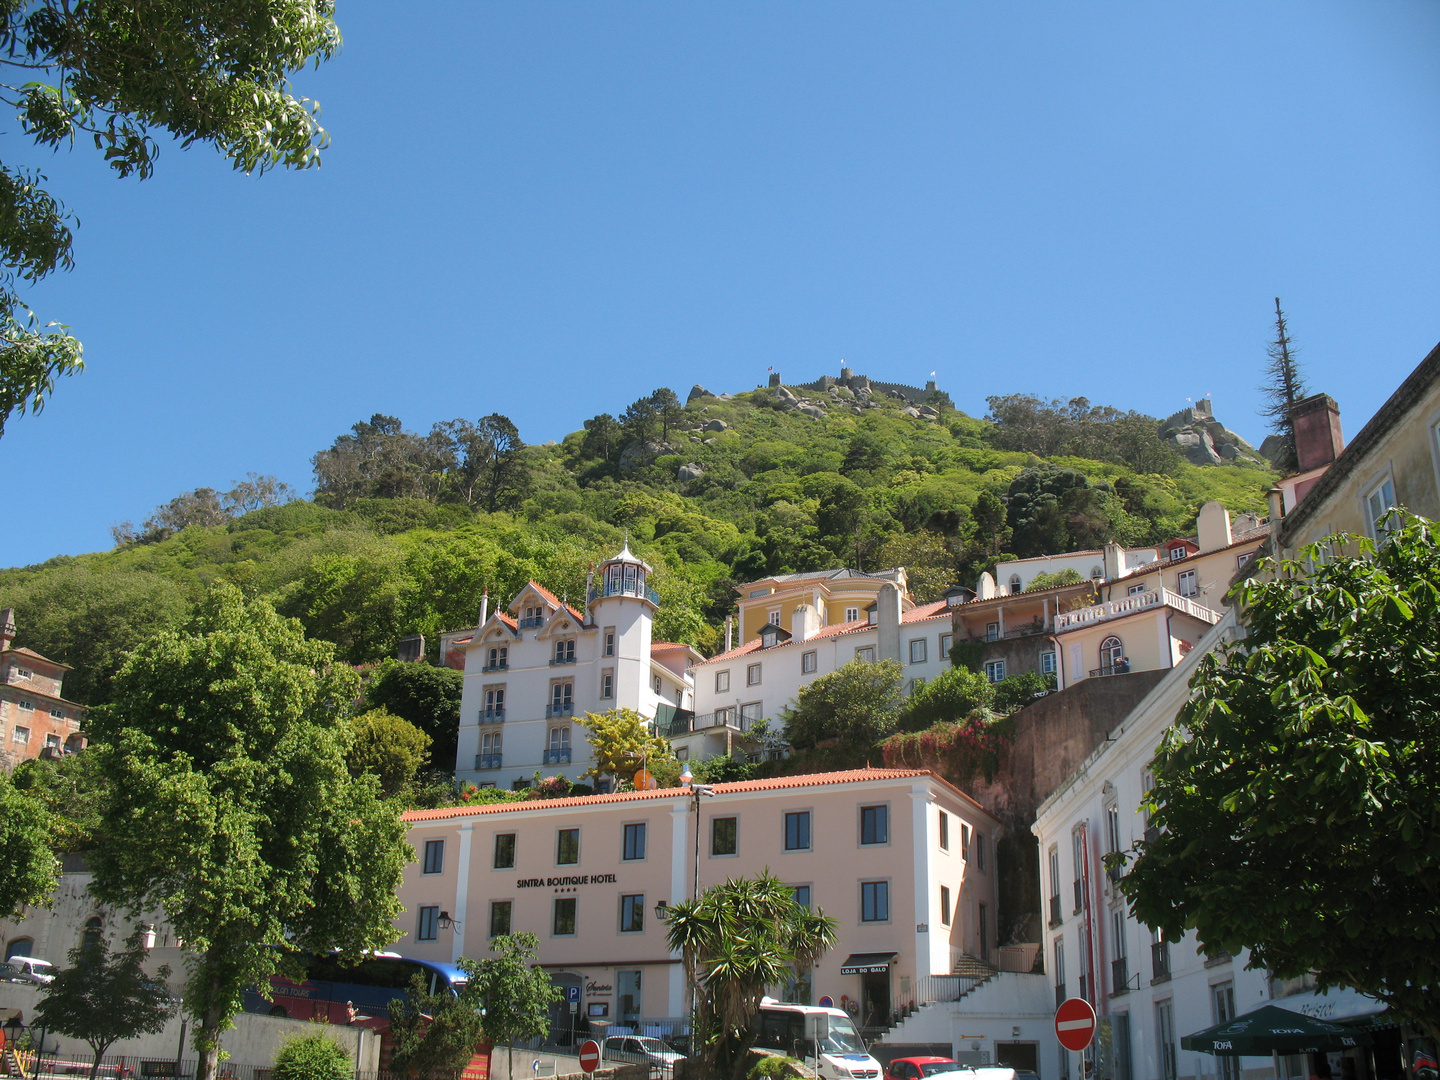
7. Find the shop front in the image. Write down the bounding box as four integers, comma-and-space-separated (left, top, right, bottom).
840, 953, 899, 1034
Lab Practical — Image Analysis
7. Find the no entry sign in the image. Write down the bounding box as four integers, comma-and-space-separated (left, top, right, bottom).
1055, 997, 1098, 1052
579, 1040, 601, 1073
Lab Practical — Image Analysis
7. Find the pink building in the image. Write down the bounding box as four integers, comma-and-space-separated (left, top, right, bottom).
1, 608, 86, 771
397, 768, 999, 1038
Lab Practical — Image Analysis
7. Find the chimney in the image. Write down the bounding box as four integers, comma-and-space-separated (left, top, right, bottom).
0, 608, 14, 652
1266, 486, 1285, 525
791, 604, 821, 643
724, 614, 734, 653
477, 590, 489, 630
1291, 394, 1344, 473
877, 583, 902, 663
1103, 541, 1125, 580
583, 566, 594, 624
1195, 501, 1233, 554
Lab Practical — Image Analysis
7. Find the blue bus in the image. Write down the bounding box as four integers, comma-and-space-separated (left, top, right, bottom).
243, 951, 467, 1023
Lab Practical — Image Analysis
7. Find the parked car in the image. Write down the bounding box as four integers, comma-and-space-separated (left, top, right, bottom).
601, 1036, 685, 1067
885, 1058, 963, 1080
2, 956, 56, 985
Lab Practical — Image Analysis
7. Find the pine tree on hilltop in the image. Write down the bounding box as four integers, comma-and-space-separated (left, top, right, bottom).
1259, 297, 1307, 472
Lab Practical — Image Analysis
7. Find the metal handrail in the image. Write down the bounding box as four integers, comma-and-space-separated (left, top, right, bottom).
476, 753, 503, 770
550, 655, 577, 665
546, 703, 575, 718
588, 581, 662, 606
543, 748, 572, 765
479, 708, 505, 723
481, 662, 508, 672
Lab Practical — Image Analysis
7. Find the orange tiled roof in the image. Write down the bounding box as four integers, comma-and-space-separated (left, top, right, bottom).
403, 767, 997, 822
650, 642, 691, 651
1, 646, 70, 670
521, 580, 585, 623
699, 604, 949, 667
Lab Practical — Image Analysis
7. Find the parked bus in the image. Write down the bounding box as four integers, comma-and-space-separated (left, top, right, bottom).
242, 951, 467, 1023
754, 998, 884, 1080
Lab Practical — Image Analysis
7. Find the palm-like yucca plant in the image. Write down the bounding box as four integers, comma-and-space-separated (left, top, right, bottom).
666, 871, 838, 1079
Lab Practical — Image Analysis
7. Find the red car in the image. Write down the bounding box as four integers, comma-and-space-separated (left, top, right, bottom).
886, 1058, 964, 1080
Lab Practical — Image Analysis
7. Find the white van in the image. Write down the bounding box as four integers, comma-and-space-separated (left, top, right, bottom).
754, 998, 883, 1080
2, 956, 55, 985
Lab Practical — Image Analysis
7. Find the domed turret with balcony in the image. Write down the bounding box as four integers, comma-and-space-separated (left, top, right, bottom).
588, 545, 659, 608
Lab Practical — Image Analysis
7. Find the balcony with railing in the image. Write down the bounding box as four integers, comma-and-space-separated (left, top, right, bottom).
479, 708, 505, 724
1072, 878, 1085, 914
546, 703, 575, 719
543, 748, 572, 765
518, 617, 544, 629
1048, 894, 1062, 928
1151, 941, 1171, 983
549, 655, 576, 666
1055, 587, 1222, 635
588, 580, 661, 606
1111, 957, 1129, 996
657, 707, 755, 738
476, 753, 503, 770
654, 704, 696, 739
481, 661, 508, 672
910, 974, 993, 1006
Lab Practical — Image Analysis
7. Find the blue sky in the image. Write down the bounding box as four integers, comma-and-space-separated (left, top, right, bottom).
2, 2, 1438, 568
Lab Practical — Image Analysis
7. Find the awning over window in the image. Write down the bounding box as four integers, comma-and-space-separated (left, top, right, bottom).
840, 952, 898, 975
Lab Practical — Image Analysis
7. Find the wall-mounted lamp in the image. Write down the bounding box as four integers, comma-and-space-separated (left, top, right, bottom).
654, 900, 671, 922
438, 911, 460, 930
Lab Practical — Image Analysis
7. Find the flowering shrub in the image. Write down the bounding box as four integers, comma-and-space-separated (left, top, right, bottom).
881, 712, 1013, 781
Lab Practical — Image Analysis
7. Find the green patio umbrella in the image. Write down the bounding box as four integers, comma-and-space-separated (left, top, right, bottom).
1181, 1006, 1373, 1056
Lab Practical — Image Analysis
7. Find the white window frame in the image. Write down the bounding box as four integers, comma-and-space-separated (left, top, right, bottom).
601, 670, 614, 699
603, 628, 616, 657
939, 633, 953, 658
844, 606, 859, 623
1177, 569, 1198, 598
801, 650, 817, 674
715, 670, 730, 693
855, 646, 875, 664
909, 638, 927, 664
1040, 650, 1057, 675
768, 608, 781, 625
747, 663, 762, 686
984, 659, 1005, 683
1127, 583, 1147, 595
1363, 471, 1399, 540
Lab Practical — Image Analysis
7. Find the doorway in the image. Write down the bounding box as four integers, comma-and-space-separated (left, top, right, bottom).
996, 1044, 1039, 1073
861, 970, 892, 1031
548, 972, 582, 1046
617, 970, 642, 1026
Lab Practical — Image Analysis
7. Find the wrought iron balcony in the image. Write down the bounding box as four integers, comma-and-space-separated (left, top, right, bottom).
481, 661, 508, 672
1048, 894, 1062, 928
518, 616, 544, 629
476, 753, 503, 770
479, 708, 505, 724
1111, 957, 1129, 995
654, 704, 696, 738
1073, 878, 1085, 914
588, 581, 661, 606
1151, 941, 1171, 982
546, 702, 575, 718
549, 656, 577, 665
543, 748, 572, 765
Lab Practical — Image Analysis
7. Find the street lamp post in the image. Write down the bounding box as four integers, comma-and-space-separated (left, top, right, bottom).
656, 769, 716, 1052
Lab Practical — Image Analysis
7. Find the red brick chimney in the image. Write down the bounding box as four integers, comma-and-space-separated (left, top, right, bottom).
1291, 393, 1344, 473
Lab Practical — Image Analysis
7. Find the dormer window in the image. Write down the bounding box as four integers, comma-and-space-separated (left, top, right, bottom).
519, 605, 546, 629
1090, 566, 1103, 580
867, 604, 878, 626
1008, 574, 1022, 594
758, 624, 790, 649
1168, 546, 1186, 562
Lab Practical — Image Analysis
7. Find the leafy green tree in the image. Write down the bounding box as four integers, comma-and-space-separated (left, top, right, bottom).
781, 659, 903, 750
1258, 297, 1308, 471
271, 1034, 353, 1080
665, 872, 838, 1079
345, 708, 431, 800
1025, 568, 1083, 591
10, 750, 107, 852
365, 659, 463, 772
649, 387, 684, 440
899, 665, 993, 732
690, 754, 760, 784
1118, 517, 1440, 1043
577, 707, 676, 788
466, 933, 563, 1079
621, 393, 660, 448
991, 669, 1054, 713
34, 928, 177, 1080
0, 768, 57, 917
311, 415, 451, 508
84, 584, 409, 1080
579, 413, 623, 468
969, 489, 1010, 563
387, 969, 486, 1080
0, 0, 340, 436
874, 530, 955, 601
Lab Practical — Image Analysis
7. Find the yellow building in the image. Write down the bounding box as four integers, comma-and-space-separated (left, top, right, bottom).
732, 568, 913, 645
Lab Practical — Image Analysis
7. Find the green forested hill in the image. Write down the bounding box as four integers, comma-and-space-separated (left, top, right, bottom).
0, 386, 1275, 704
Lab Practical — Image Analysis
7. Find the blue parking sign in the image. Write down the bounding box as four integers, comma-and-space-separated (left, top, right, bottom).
566, 985, 580, 1003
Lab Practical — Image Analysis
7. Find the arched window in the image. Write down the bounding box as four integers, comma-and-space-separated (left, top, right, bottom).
1008, 574, 1022, 595
1090, 566, 1103, 580
1100, 636, 1124, 673
5, 937, 34, 960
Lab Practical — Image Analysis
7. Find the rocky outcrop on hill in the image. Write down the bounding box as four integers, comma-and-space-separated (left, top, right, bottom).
1159, 399, 1268, 467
